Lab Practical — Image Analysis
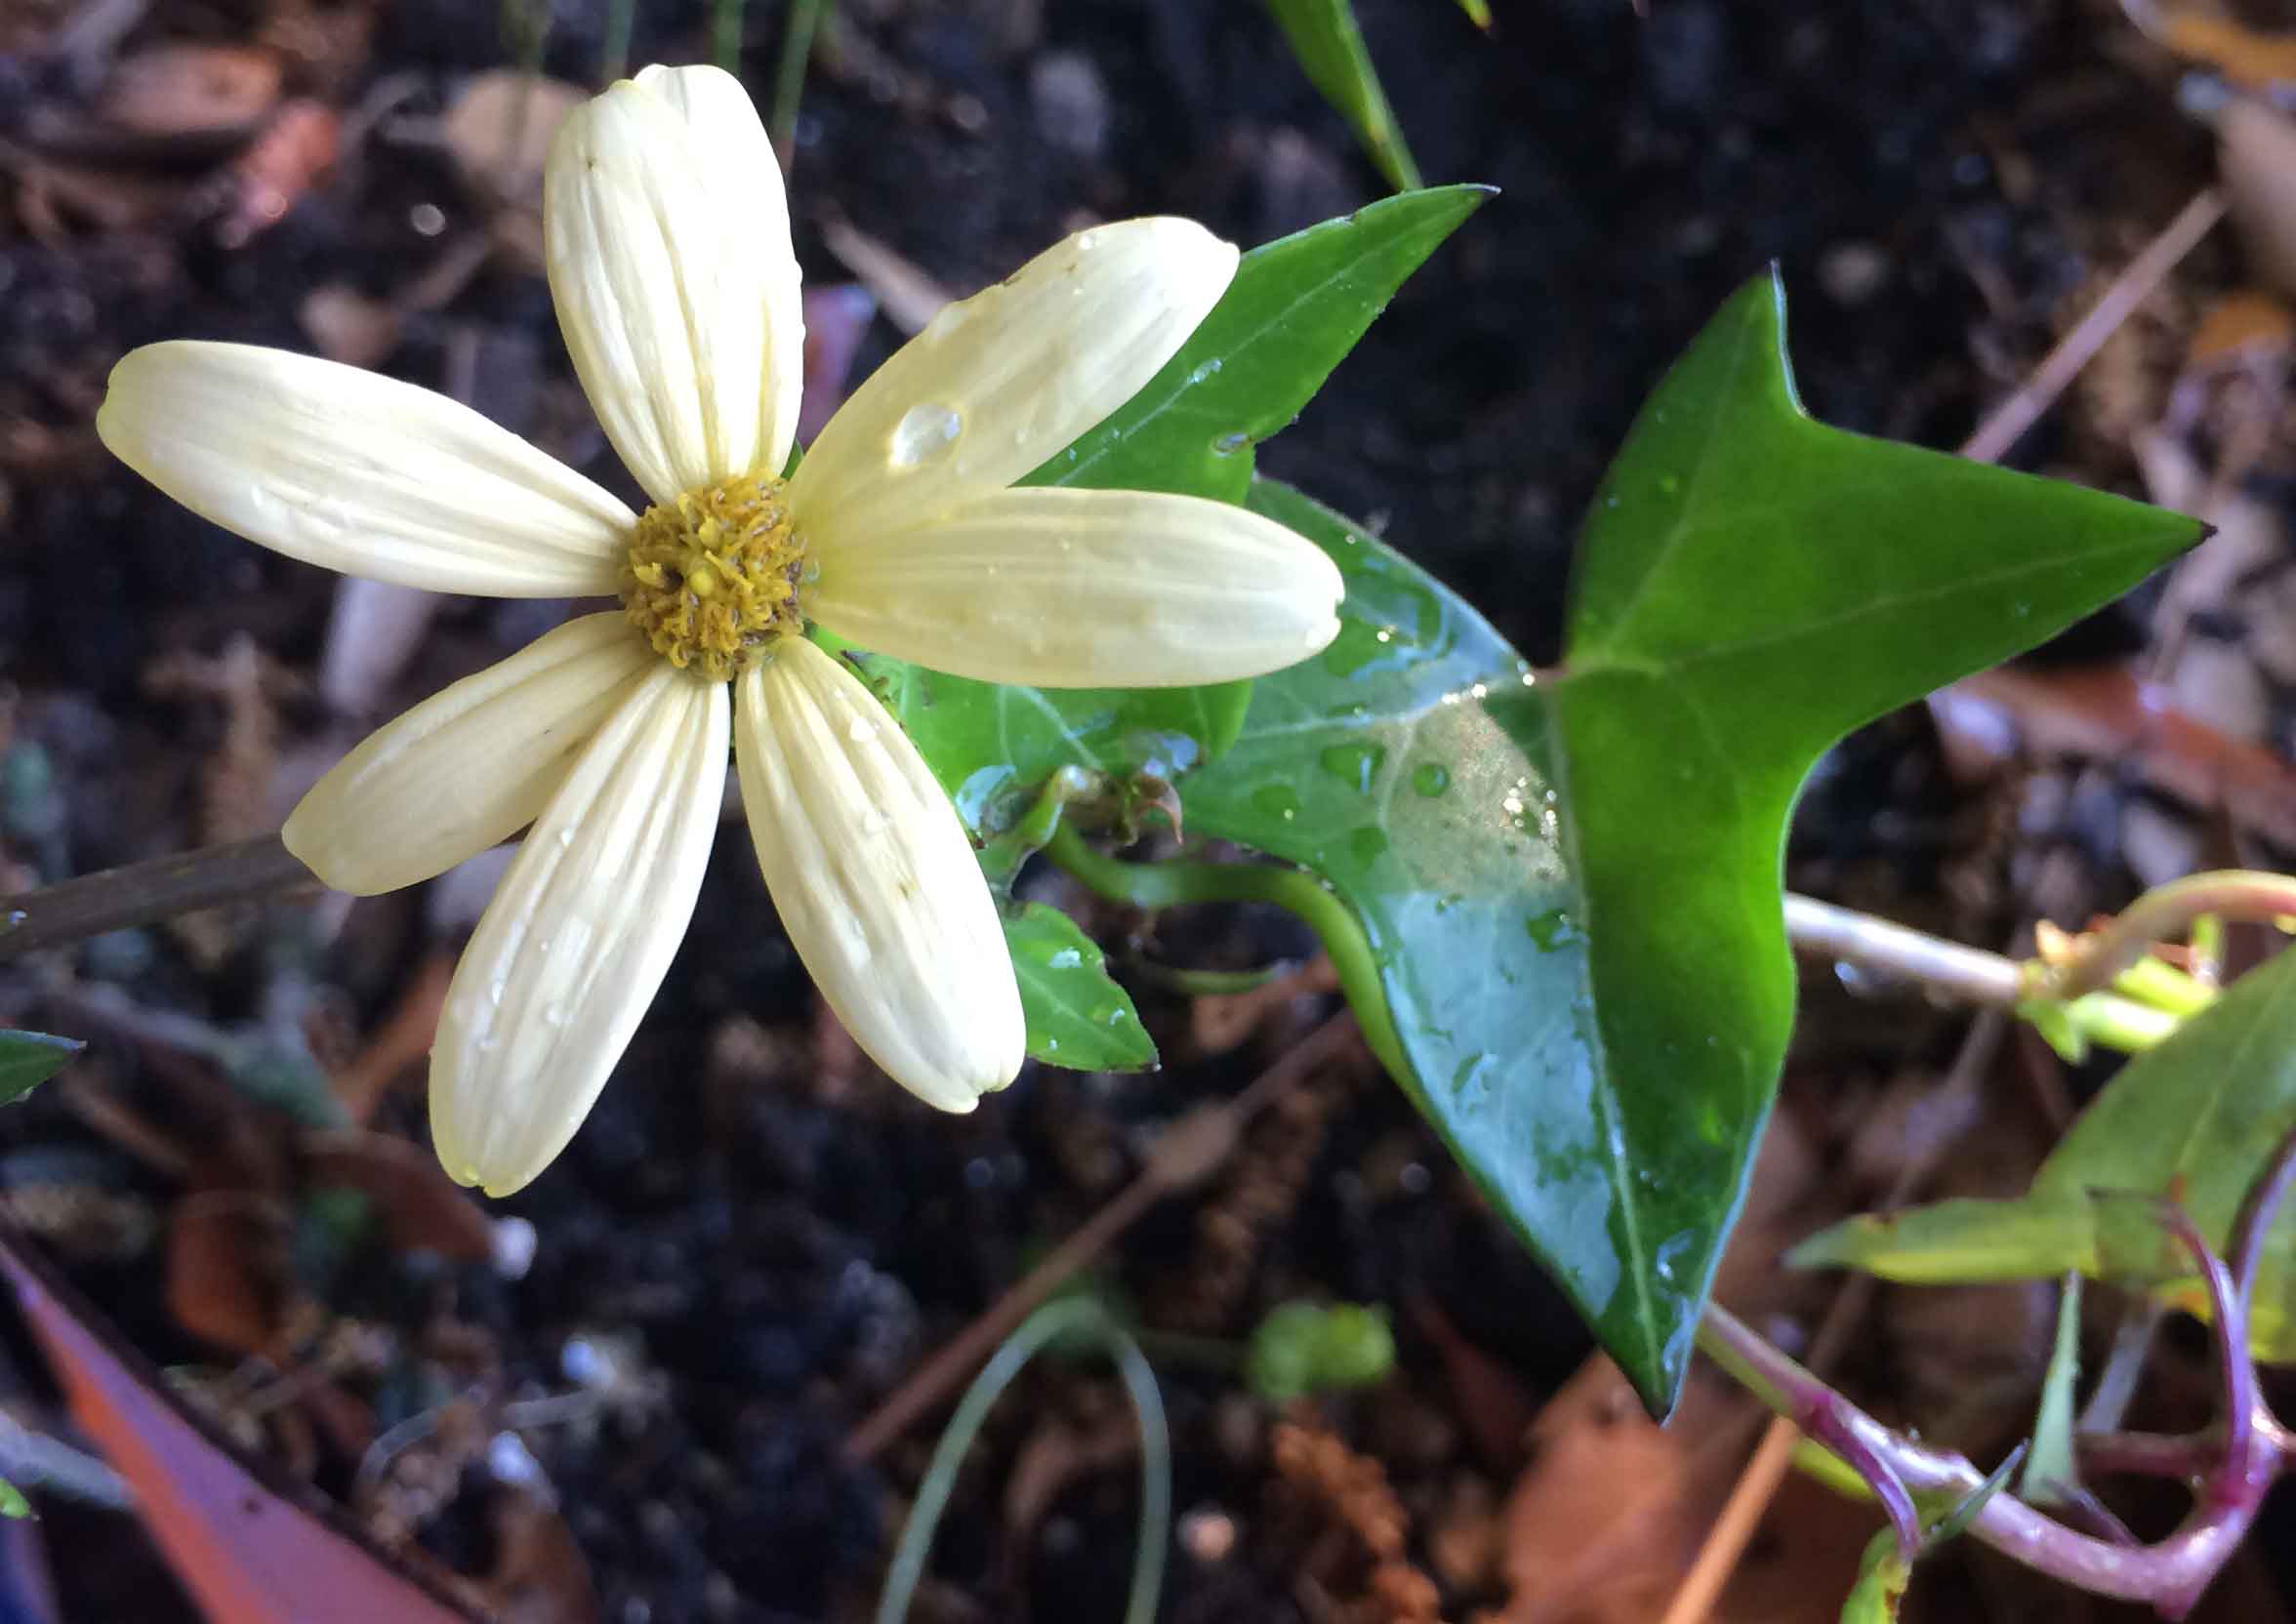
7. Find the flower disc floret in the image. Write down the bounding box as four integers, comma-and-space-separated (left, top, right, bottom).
621, 474, 806, 680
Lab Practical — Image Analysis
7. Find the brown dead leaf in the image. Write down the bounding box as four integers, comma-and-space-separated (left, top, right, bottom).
2221, 101, 2296, 302
1945, 664, 2296, 850
441, 71, 585, 201
1487, 1357, 1866, 1624
99, 44, 284, 139
300, 1130, 492, 1262
332, 953, 455, 1122
1002, 1406, 1142, 1558
166, 1192, 305, 1359
1409, 1295, 1538, 1470
1, 143, 178, 235
301, 1131, 495, 1262
483, 1489, 598, 1624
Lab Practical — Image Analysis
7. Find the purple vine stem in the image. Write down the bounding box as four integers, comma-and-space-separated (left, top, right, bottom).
1703, 1121, 2296, 1614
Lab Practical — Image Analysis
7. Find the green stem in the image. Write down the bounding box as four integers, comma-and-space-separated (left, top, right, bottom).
769, 0, 832, 162
875, 1298, 1168, 1624
977, 766, 1097, 885
600, 0, 636, 81
1043, 823, 1408, 1082
712, 0, 745, 71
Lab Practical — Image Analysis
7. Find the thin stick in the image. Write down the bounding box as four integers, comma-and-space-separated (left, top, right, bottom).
1958, 188, 2226, 466
840, 1011, 1360, 1464
0, 835, 314, 961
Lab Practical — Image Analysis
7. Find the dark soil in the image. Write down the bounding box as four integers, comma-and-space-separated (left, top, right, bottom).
0, 0, 2277, 1621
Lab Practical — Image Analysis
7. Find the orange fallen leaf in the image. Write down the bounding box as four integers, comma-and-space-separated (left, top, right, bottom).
2156, 13, 2296, 88
0, 1232, 477, 1624
2188, 289, 2294, 365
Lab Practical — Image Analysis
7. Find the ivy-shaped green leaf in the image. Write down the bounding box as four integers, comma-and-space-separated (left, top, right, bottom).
1004, 903, 1155, 1072
1792, 940, 2296, 1358
879, 266, 2192, 1409
1186, 273, 2192, 1411
0, 1029, 81, 1106
1264, 0, 1424, 192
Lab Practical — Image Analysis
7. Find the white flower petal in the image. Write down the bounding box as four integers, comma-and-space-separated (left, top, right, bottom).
97, 342, 630, 597
546, 71, 794, 501
283, 613, 653, 896
431, 667, 727, 1197
807, 487, 1345, 686
636, 63, 803, 476
789, 218, 1237, 549
735, 638, 1022, 1109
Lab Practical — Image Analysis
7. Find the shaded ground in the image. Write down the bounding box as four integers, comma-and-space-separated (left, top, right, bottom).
0, 0, 2286, 1621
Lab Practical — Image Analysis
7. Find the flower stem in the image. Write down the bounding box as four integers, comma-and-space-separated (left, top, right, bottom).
769, 0, 832, 165
874, 1297, 1168, 1624
1042, 823, 1409, 1084
0, 835, 314, 961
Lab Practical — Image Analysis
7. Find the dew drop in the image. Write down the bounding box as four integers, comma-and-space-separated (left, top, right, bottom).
1410, 763, 1451, 798
888, 402, 963, 467
1250, 783, 1301, 823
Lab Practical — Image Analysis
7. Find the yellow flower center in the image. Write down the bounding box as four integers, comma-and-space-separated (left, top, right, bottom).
619, 474, 808, 681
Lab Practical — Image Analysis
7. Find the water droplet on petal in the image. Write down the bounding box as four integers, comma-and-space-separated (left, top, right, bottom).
888, 402, 963, 467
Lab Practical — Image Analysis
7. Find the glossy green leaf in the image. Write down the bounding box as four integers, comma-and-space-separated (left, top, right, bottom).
1264, 0, 1423, 191
1538, 272, 2192, 1405
1214, 299, 2185, 1406
1004, 903, 1155, 1072
1028, 184, 1488, 505
1179, 268, 2190, 1410
842, 187, 1486, 827
0, 1029, 81, 1106
873, 264, 2191, 1410
1793, 944, 2296, 1358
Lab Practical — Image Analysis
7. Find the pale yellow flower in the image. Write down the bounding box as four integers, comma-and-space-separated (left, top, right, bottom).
95, 64, 1344, 1196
